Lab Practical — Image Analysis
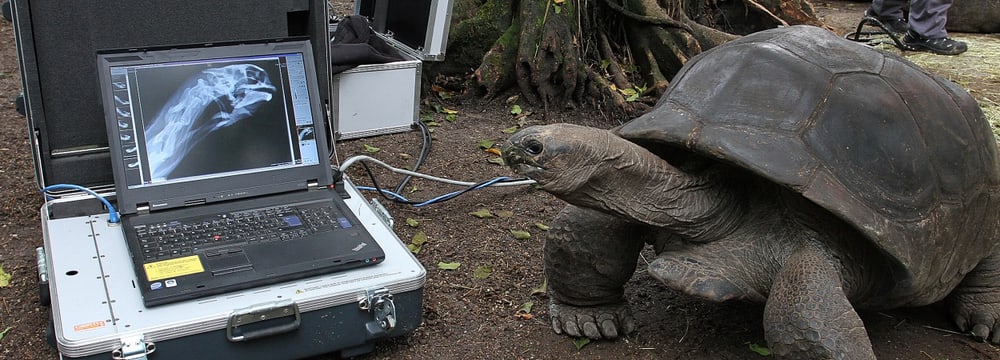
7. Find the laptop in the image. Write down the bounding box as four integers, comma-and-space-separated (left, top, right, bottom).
96, 40, 386, 307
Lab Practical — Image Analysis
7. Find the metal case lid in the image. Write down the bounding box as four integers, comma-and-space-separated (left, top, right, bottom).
354, 0, 454, 61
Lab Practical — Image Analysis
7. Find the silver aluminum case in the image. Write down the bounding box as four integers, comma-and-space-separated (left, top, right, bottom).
43, 179, 425, 359
331, 0, 454, 140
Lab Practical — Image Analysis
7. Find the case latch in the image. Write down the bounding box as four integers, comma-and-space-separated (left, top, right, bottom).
369, 198, 394, 227
112, 335, 155, 360
226, 300, 301, 342
359, 288, 397, 337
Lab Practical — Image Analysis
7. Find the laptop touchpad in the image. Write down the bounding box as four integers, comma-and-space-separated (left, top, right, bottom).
206, 253, 253, 276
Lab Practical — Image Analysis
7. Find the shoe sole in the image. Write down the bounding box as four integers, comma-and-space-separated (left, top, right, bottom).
904, 42, 967, 55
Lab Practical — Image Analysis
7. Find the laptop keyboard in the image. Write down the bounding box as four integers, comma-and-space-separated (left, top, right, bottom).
134, 202, 352, 262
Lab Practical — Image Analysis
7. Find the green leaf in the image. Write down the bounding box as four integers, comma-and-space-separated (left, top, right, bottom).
626, 92, 640, 102
0, 326, 12, 342
496, 210, 514, 218
511, 104, 522, 115
363, 144, 381, 153
531, 278, 548, 296
573, 337, 590, 350
554, 4, 562, 14
510, 229, 531, 240
477, 140, 495, 149
0, 265, 10, 287
748, 343, 772, 356
470, 208, 494, 218
502, 126, 519, 134
412, 231, 428, 245
534, 222, 551, 231
424, 121, 441, 127
488, 157, 506, 166
438, 262, 461, 270
407, 243, 422, 254
405, 218, 420, 227
446, 113, 458, 122
473, 266, 492, 279
408, 184, 420, 194
517, 301, 534, 314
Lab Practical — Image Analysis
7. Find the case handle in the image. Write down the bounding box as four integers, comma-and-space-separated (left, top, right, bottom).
226, 300, 301, 342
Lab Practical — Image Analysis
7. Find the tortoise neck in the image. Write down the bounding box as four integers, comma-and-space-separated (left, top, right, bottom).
559, 140, 742, 241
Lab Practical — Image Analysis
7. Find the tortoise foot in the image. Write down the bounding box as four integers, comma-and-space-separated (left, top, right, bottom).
549, 300, 636, 339
950, 292, 1000, 343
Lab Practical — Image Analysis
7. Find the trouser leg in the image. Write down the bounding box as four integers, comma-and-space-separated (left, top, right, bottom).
908, 0, 953, 38
870, 0, 907, 19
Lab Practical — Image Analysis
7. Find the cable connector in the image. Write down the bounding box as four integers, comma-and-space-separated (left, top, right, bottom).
41, 184, 120, 224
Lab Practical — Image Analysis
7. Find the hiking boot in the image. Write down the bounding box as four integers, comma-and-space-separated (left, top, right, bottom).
903, 30, 968, 55
864, 8, 909, 34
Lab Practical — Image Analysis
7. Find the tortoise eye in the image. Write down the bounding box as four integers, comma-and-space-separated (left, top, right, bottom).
524, 140, 543, 155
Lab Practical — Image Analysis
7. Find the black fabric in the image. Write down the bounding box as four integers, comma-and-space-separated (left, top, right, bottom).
330, 16, 406, 75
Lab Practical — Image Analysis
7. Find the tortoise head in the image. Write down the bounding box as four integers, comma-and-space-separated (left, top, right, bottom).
502, 123, 617, 196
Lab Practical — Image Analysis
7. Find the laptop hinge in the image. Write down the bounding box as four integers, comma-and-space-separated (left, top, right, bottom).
112, 335, 155, 360
136, 204, 150, 215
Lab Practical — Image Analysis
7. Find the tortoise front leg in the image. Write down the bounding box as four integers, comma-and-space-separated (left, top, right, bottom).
763, 242, 875, 359
949, 246, 1000, 343
545, 205, 646, 339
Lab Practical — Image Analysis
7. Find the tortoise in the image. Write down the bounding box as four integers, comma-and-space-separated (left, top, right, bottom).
501, 25, 1000, 359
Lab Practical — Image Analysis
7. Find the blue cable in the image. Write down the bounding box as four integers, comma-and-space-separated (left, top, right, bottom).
41, 184, 120, 223
357, 176, 514, 207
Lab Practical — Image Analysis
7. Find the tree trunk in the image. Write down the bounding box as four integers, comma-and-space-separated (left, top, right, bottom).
432, 0, 826, 117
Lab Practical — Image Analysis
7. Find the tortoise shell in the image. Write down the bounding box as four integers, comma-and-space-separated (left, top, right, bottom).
616, 25, 1000, 305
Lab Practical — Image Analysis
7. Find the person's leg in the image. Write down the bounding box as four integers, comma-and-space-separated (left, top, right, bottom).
869, 0, 907, 19
904, 0, 967, 55
908, 0, 952, 38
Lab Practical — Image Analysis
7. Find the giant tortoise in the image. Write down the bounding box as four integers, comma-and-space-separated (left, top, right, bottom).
502, 25, 1000, 359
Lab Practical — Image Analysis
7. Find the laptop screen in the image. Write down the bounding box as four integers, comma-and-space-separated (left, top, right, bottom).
98, 41, 333, 214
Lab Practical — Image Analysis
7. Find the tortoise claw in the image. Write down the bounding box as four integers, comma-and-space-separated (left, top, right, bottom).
549, 301, 636, 339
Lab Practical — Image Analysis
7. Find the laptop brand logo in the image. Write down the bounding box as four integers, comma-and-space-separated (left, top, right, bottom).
352, 242, 368, 252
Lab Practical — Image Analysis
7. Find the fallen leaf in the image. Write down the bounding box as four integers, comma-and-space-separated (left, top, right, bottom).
470, 208, 494, 218
485, 148, 502, 156
438, 262, 461, 270
412, 231, 428, 245
446, 113, 458, 122
0, 265, 10, 287
407, 243, 422, 254
496, 210, 514, 218
517, 301, 534, 314
748, 343, 771, 356
510, 229, 531, 240
531, 278, 548, 296
441, 107, 459, 115
363, 144, 381, 153
511, 104, 522, 115
478, 140, 496, 149
502, 126, 519, 134
515, 313, 534, 320
573, 337, 590, 350
535, 222, 551, 231
488, 157, 506, 166
0, 326, 11, 342
473, 266, 492, 279
405, 218, 420, 227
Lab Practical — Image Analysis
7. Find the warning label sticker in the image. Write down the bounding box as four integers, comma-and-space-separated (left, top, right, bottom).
73, 320, 106, 332
144, 255, 204, 281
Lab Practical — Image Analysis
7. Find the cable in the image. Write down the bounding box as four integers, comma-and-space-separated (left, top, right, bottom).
340, 155, 537, 188
355, 160, 528, 207
41, 184, 120, 223
394, 120, 433, 194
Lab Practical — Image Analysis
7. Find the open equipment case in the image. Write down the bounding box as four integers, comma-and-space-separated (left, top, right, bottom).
10, 0, 426, 358
331, 0, 455, 139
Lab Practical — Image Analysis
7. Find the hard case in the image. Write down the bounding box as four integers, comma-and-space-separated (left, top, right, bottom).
331, 0, 455, 140
10, 0, 425, 358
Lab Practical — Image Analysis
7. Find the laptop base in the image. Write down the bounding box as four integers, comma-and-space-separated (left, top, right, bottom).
41, 179, 425, 359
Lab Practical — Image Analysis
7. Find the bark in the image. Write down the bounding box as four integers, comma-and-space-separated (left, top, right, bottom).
435, 0, 826, 117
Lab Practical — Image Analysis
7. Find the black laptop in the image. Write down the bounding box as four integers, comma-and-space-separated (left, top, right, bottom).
96, 40, 385, 307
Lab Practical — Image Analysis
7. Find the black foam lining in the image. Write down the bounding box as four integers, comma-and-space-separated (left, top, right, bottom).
15, 0, 328, 186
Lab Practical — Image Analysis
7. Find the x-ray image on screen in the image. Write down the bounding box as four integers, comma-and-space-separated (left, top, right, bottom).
130, 59, 297, 181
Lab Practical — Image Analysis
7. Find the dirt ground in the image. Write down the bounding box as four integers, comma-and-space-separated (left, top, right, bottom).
2, 1, 999, 359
